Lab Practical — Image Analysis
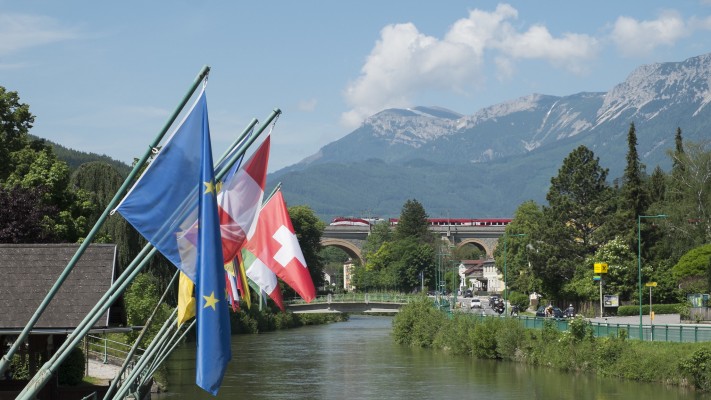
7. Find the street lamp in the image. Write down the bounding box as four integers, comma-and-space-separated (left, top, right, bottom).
503, 233, 526, 317
637, 214, 666, 340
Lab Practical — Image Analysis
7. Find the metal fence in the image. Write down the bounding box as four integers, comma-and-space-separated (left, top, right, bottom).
511, 315, 711, 343
83, 334, 144, 365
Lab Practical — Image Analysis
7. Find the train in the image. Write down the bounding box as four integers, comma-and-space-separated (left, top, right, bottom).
330, 217, 511, 227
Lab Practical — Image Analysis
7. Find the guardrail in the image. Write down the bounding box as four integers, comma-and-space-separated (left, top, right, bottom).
83, 334, 145, 365
468, 314, 711, 343
286, 293, 419, 305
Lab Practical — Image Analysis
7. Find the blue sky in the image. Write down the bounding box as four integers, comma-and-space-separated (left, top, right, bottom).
3, 1, 711, 172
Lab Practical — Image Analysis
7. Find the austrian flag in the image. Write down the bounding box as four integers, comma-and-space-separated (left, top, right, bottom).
243, 190, 316, 302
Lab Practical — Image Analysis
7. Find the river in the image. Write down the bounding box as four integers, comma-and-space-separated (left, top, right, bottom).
154, 315, 700, 399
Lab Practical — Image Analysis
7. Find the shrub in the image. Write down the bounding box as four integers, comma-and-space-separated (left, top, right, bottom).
679, 347, 711, 391
508, 292, 529, 312
58, 347, 85, 386
617, 303, 684, 316
471, 317, 504, 359
392, 297, 447, 347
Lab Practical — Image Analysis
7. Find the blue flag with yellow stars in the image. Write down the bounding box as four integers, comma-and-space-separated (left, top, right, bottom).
195, 94, 231, 395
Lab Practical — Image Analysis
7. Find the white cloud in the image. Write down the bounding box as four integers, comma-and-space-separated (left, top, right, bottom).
0, 13, 78, 56
297, 98, 317, 112
341, 3, 598, 128
610, 11, 689, 57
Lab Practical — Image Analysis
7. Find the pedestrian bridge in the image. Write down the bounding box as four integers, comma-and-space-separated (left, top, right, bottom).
286, 293, 417, 314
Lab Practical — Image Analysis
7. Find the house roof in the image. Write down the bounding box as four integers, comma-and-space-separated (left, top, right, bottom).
0, 243, 117, 330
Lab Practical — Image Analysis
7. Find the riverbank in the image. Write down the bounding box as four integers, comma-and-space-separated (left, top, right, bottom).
393, 298, 711, 392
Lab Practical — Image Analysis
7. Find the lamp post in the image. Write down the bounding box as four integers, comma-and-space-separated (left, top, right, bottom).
637, 214, 666, 340
503, 233, 526, 317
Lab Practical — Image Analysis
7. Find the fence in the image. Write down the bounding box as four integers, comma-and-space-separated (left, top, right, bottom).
83, 334, 144, 365
507, 315, 711, 343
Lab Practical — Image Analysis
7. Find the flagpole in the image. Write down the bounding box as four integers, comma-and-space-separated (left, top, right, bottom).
17, 107, 275, 398
216, 108, 281, 182
0, 65, 211, 377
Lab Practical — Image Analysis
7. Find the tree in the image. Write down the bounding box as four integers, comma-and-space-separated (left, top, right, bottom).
288, 204, 326, 290
0, 185, 58, 243
395, 199, 430, 242
664, 140, 711, 254
672, 244, 711, 295
362, 221, 393, 261
494, 200, 544, 295
535, 146, 614, 298
621, 122, 649, 227
70, 162, 142, 271
0, 87, 34, 181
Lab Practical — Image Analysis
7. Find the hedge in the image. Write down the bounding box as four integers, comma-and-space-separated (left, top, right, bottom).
617, 303, 684, 316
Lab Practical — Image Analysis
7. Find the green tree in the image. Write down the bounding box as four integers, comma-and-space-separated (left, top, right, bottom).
494, 200, 543, 295
395, 199, 430, 242
671, 244, 711, 294
70, 162, 142, 270
534, 146, 614, 298
663, 141, 711, 256
0, 86, 34, 181
362, 220, 393, 261
621, 123, 649, 237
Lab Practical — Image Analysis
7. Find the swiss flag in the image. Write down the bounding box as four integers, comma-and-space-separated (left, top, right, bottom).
243, 190, 316, 302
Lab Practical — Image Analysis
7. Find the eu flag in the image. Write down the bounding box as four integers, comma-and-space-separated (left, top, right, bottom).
194, 95, 231, 395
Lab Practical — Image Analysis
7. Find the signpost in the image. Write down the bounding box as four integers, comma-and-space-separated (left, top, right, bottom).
646, 282, 657, 340
594, 263, 608, 317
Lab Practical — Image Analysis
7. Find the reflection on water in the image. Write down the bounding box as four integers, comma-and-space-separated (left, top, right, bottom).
154, 315, 699, 400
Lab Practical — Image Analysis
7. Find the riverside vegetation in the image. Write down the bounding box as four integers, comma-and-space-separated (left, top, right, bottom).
392, 298, 711, 392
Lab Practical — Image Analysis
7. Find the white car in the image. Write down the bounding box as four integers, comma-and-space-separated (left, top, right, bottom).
470, 297, 482, 308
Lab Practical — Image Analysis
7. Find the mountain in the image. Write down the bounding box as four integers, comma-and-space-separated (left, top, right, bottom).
271, 53, 711, 221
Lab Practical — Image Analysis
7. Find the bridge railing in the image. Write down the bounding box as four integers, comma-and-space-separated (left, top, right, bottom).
286, 292, 421, 305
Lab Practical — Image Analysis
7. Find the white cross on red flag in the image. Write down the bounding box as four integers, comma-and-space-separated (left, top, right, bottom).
243, 190, 316, 302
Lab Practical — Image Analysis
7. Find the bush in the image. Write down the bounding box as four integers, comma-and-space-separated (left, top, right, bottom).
617, 303, 684, 316
392, 297, 447, 347
679, 347, 711, 391
508, 292, 529, 312
58, 347, 85, 386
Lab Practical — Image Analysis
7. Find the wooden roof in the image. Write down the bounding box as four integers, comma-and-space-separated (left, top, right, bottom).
0, 244, 117, 330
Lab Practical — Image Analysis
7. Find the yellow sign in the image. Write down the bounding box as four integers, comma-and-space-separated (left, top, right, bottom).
594, 262, 608, 274
645, 282, 657, 287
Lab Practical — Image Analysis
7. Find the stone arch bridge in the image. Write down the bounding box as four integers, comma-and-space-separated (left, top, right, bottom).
321, 224, 506, 264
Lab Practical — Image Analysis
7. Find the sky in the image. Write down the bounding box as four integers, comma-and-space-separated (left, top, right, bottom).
3, 1, 711, 172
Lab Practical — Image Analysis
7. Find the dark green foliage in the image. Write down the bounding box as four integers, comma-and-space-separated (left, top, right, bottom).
0, 185, 58, 243
58, 347, 85, 386
617, 303, 685, 316
536, 146, 614, 297
395, 199, 430, 242
123, 273, 173, 344
288, 204, 326, 290
392, 296, 447, 347
0, 87, 34, 181
672, 244, 711, 283
679, 347, 711, 391
229, 305, 348, 334
508, 292, 529, 311
622, 122, 649, 225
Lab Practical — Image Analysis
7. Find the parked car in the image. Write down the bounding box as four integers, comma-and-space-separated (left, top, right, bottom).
463, 289, 473, 298
470, 297, 482, 308
536, 305, 563, 318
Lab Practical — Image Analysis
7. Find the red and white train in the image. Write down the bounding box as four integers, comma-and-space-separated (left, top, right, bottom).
330, 217, 511, 227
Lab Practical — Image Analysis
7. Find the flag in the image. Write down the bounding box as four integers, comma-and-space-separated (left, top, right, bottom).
194, 98, 230, 395
177, 272, 195, 326
242, 247, 284, 310
242, 190, 316, 302
173, 135, 271, 283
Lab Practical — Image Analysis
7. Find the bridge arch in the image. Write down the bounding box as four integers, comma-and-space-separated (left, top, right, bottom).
457, 239, 492, 258
321, 238, 364, 265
